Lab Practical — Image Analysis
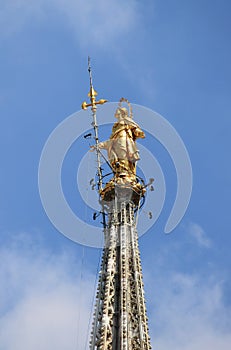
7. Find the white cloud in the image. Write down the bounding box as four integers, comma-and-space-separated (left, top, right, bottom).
0, 0, 140, 50
188, 222, 211, 248
145, 270, 231, 350
0, 233, 95, 350
0, 0, 155, 100
57, 0, 139, 49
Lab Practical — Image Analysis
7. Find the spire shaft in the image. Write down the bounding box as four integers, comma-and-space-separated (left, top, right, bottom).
90, 201, 151, 350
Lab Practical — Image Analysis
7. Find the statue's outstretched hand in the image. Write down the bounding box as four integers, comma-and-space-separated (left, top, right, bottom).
90, 145, 96, 152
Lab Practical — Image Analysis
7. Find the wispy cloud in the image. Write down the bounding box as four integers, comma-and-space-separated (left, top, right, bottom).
57, 0, 140, 49
0, 0, 140, 49
146, 271, 231, 350
188, 222, 211, 248
0, 232, 95, 349
0, 0, 155, 101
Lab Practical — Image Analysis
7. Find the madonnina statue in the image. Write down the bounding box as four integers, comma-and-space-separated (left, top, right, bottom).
94, 99, 146, 203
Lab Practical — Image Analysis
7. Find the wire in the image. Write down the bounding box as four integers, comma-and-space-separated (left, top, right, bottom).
135, 191, 146, 228
75, 244, 85, 350
84, 239, 104, 349
98, 149, 113, 171
76, 152, 91, 349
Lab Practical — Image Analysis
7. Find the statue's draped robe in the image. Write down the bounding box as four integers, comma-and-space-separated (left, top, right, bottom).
98, 118, 145, 180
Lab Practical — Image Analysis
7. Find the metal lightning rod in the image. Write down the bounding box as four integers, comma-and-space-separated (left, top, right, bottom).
81, 57, 108, 223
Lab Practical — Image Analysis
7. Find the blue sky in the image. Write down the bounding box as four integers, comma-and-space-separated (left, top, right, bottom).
0, 0, 231, 349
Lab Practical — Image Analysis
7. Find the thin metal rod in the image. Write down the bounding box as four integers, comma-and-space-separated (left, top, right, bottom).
87, 58, 106, 228
88, 58, 103, 192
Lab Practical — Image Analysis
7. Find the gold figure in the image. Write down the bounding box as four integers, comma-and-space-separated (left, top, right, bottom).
89, 98, 146, 202
98, 106, 145, 184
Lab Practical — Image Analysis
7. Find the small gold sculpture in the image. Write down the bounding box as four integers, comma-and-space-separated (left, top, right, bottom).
94, 98, 146, 202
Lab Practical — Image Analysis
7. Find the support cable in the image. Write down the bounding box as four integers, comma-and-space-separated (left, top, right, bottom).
85, 244, 104, 350
75, 244, 85, 350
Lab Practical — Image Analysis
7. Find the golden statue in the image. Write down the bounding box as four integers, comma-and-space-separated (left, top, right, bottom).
91, 99, 146, 202
98, 104, 145, 184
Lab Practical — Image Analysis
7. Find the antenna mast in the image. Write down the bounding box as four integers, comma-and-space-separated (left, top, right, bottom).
82, 57, 107, 192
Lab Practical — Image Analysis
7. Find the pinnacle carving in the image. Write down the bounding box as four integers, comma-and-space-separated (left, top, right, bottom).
90, 202, 151, 350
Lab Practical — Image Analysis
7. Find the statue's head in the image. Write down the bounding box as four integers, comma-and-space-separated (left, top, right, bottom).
114, 107, 128, 120
115, 98, 133, 121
